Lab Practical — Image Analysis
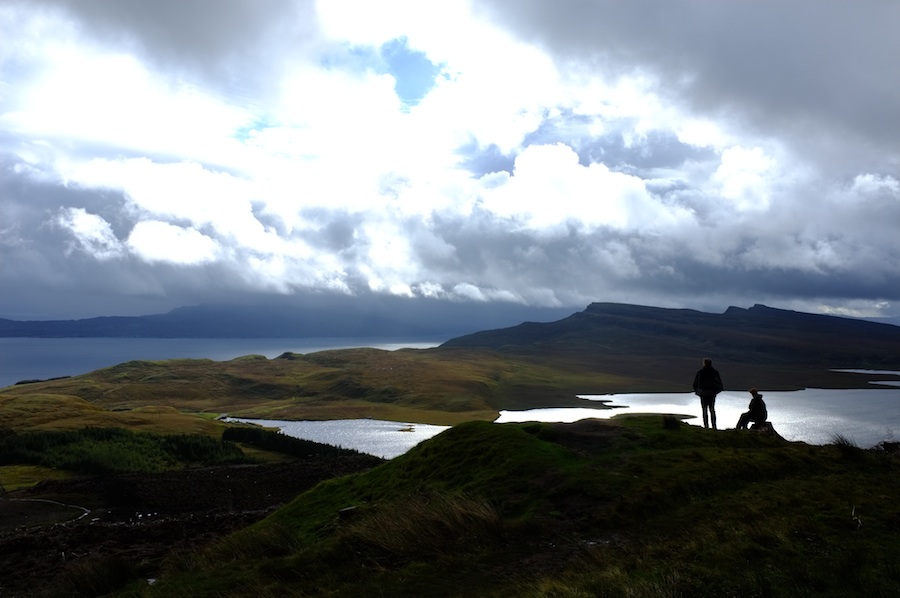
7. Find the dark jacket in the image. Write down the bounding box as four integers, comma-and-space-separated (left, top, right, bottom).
693, 365, 723, 397
747, 395, 767, 421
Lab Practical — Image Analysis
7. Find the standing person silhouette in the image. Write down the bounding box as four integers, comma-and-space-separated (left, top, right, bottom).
692, 358, 724, 429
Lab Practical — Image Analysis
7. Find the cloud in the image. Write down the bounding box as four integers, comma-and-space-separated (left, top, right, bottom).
710, 146, 776, 212
8, 0, 317, 93
1, 0, 899, 323
56, 207, 125, 260
477, 0, 900, 173
478, 142, 693, 230
127, 221, 219, 265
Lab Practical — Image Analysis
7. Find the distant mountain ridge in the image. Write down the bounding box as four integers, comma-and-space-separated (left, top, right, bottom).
441, 302, 900, 370
5, 301, 899, 374
0, 299, 575, 339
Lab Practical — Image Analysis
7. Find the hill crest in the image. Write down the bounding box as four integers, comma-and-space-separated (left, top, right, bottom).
441, 302, 900, 370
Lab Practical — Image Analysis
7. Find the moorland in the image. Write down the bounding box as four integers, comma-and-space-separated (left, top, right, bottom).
2, 302, 900, 596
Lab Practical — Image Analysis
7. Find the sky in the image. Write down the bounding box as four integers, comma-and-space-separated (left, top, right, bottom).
1, 0, 899, 322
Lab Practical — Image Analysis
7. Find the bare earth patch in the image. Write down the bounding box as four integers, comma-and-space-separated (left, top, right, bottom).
0, 455, 382, 597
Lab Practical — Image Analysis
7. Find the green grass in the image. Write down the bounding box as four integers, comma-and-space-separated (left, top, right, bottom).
0, 464, 74, 491
126, 416, 900, 597
0, 427, 247, 474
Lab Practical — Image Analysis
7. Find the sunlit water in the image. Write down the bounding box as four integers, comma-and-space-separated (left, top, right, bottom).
498, 385, 900, 449
239, 374, 900, 457
227, 387, 900, 459
223, 417, 450, 460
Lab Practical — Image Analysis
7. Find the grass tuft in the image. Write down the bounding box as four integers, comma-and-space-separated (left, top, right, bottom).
339, 491, 503, 559
662, 415, 681, 430
52, 556, 137, 598
187, 521, 305, 568
831, 432, 866, 461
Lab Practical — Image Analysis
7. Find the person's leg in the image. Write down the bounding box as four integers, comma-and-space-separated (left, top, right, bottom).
709, 396, 717, 430
700, 397, 710, 428
737, 412, 750, 429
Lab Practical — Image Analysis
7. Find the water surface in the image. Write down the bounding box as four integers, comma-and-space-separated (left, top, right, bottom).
229, 384, 900, 460
224, 417, 450, 459
497, 386, 900, 448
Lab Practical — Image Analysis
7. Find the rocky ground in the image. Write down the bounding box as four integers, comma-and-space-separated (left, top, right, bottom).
0, 455, 383, 597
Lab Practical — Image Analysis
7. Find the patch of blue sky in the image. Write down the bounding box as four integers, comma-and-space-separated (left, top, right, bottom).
317, 38, 440, 108
457, 141, 516, 178
233, 119, 270, 142
380, 38, 441, 108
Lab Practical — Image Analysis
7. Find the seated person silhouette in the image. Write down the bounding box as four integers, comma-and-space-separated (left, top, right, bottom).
737, 388, 767, 430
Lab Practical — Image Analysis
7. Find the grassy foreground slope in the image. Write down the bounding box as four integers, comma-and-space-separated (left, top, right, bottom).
134, 416, 900, 597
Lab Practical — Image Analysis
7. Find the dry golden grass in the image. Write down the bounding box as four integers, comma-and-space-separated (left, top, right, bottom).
8, 341, 840, 434
0, 346, 654, 432
0, 392, 228, 436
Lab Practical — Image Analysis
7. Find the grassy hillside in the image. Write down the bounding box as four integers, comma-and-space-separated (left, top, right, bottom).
443, 303, 900, 367
2, 316, 887, 433
124, 416, 900, 597
0, 347, 629, 430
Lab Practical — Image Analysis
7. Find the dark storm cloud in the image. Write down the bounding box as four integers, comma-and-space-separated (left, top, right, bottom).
1, 159, 231, 318
524, 116, 718, 175
415, 210, 658, 305
624, 246, 895, 304
409, 186, 900, 313
24, 0, 318, 96
300, 208, 364, 253
0, 159, 118, 260
478, 0, 900, 174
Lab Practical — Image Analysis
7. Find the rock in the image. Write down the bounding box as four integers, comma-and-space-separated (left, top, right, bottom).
749, 421, 785, 440
876, 441, 900, 455
339, 506, 359, 520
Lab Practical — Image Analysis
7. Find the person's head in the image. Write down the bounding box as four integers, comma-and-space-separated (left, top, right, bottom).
703, 358, 712, 367
749, 387, 762, 398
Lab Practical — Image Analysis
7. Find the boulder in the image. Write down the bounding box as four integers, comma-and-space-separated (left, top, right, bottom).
749, 421, 785, 441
